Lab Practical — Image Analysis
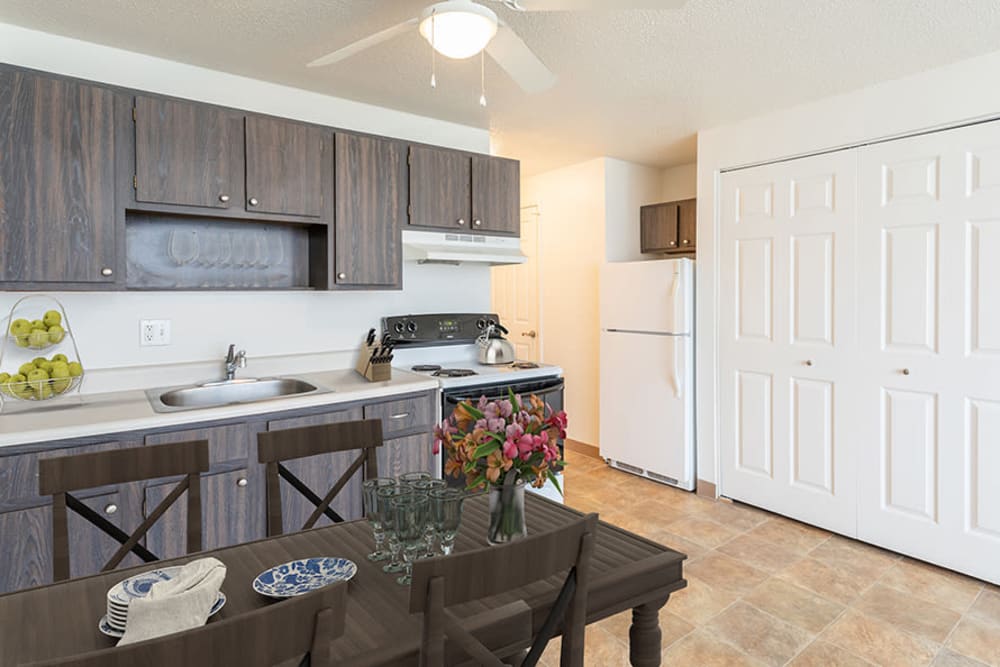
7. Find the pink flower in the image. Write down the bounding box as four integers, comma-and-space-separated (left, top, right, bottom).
502, 439, 518, 460
498, 399, 513, 418
506, 423, 524, 440
487, 417, 506, 432
516, 433, 535, 459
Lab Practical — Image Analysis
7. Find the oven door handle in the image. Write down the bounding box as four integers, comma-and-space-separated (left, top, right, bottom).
445, 380, 564, 406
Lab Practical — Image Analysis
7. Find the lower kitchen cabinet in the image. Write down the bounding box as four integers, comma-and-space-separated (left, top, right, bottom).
378, 433, 434, 479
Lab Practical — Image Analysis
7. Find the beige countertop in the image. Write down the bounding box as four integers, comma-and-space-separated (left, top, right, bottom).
0, 368, 439, 449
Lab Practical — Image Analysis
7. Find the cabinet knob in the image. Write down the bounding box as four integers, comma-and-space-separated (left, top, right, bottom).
682, 239, 690, 245
219, 194, 230, 203
668, 241, 676, 247
473, 219, 482, 227
457, 218, 466, 226
236, 478, 248, 488
901, 368, 911, 376
248, 197, 259, 207
337, 272, 347, 280
104, 503, 118, 515
804, 360, 813, 366
101, 267, 114, 277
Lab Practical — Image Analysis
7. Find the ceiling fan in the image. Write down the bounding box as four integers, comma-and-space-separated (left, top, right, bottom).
306, 0, 685, 94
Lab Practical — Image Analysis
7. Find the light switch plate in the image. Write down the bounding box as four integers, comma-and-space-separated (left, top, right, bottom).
140, 319, 171, 346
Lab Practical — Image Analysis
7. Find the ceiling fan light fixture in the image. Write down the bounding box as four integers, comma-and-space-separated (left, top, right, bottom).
419, 1, 499, 60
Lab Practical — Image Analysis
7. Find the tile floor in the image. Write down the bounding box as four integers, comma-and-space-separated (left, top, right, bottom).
539, 449, 1000, 666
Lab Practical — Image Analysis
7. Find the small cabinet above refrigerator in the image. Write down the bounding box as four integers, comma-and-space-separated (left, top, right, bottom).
640, 198, 696, 254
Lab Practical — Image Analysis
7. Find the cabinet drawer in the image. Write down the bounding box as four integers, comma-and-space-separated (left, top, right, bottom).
363, 394, 435, 439
145, 423, 250, 466
267, 406, 363, 432
0, 441, 120, 507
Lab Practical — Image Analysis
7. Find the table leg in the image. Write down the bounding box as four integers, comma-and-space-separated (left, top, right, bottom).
629, 596, 669, 667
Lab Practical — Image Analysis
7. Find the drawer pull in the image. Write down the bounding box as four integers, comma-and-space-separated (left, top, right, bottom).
104, 503, 118, 515
389, 412, 411, 420
236, 478, 248, 487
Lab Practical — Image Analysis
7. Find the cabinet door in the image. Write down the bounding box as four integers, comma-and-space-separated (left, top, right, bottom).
267, 407, 366, 529
640, 203, 678, 253
677, 199, 697, 251
145, 469, 253, 559
379, 433, 435, 480
245, 116, 327, 218
134, 96, 244, 210
471, 155, 520, 234
408, 146, 471, 230
334, 134, 405, 287
0, 70, 116, 283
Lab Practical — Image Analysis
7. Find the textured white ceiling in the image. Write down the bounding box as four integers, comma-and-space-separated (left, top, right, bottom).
3, 0, 1000, 175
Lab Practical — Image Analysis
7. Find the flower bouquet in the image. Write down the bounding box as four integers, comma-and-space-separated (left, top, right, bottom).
434, 390, 567, 544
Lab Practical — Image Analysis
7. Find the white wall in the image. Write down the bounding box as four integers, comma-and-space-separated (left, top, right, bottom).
660, 162, 697, 202
0, 23, 493, 380
523, 159, 606, 446
603, 159, 663, 263
695, 48, 1000, 490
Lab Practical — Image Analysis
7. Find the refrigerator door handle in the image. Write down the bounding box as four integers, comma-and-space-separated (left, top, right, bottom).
671, 337, 682, 398
671, 268, 681, 333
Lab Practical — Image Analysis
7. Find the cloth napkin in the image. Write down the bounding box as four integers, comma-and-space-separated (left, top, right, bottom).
117, 557, 227, 647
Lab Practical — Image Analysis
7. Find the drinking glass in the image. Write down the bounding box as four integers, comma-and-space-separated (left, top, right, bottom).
392, 493, 428, 586
398, 471, 432, 488
167, 229, 198, 266
377, 486, 405, 574
363, 478, 396, 561
429, 488, 465, 555
412, 479, 446, 557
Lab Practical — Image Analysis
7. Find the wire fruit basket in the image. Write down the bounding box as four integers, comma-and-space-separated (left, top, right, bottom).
0, 295, 85, 410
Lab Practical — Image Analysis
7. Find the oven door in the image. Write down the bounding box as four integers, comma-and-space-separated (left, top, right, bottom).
440, 377, 565, 487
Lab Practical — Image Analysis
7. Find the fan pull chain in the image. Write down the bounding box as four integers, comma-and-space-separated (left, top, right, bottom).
479, 50, 487, 107
430, 11, 437, 88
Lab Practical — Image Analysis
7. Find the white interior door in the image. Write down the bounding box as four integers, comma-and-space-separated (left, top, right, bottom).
492, 210, 539, 361
719, 150, 859, 536
858, 121, 1000, 583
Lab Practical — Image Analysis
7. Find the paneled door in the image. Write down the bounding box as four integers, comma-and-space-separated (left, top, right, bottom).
719, 150, 859, 535
471, 155, 519, 234
408, 146, 471, 230
492, 209, 540, 361
245, 116, 327, 218
858, 121, 1000, 583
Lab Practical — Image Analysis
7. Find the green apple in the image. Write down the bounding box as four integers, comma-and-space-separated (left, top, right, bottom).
51, 353, 68, 363
47, 325, 65, 344
26, 368, 49, 392
6, 373, 30, 398
33, 382, 53, 400
28, 329, 50, 348
42, 310, 62, 328
30, 320, 45, 331
14, 335, 30, 348
9, 319, 31, 337
31, 357, 47, 367
18, 362, 36, 376
36, 360, 53, 373
49, 366, 71, 393
67, 361, 83, 377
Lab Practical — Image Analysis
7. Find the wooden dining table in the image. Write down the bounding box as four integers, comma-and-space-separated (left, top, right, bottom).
0, 494, 686, 666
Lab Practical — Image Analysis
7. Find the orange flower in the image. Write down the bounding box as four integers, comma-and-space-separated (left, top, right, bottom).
485, 450, 514, 483
453, 402, 478, 431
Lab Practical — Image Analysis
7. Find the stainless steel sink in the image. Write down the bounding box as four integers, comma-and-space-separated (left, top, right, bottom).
146, 377, 329, 413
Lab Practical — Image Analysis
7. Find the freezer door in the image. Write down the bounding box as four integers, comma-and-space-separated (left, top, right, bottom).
599, 330, 694, 487
600, 259, 692, 334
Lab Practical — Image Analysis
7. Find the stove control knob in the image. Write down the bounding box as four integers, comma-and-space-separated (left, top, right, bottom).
476, 318, 487, 330
406, 321, 418, 333
393, 322, 404, 334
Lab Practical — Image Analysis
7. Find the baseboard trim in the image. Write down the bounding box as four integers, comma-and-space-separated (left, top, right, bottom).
696, 479, 718, 499
565, 439, 601, 460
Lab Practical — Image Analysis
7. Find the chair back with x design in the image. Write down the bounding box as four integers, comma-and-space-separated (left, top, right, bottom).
256, 418, 383, 537
38, 440, 209, 582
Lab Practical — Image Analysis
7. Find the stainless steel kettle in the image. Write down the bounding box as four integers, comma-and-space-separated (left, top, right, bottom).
477, 323, 517, 365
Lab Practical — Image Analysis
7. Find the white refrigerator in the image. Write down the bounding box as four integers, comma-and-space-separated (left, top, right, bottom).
599, 258, 695, 490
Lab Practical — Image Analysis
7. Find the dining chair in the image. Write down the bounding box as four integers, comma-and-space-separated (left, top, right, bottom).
27, 581, 347, 667
256, 418, 383, 536
409, 512, 598, 667
37, 440, 209, 582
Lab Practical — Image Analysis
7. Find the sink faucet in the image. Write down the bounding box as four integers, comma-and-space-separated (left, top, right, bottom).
224, 344, 247, 381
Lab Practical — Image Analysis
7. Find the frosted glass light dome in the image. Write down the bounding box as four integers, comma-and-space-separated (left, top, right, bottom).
419, 1, 499, 60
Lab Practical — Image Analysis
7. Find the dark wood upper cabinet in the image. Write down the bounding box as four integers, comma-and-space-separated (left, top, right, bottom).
472, 155, 519, 234
245, 116, 327, 218
334, 134, 405, 288
640, 198, 696, 254
134, 96, 244, 210
408, 145, 471, 230
0, 70, 117, 284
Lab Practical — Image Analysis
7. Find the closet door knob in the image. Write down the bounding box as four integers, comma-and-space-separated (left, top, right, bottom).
804, 360, 813, 367
901, 368, 911, 376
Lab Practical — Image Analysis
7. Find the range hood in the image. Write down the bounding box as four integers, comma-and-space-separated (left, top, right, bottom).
401, 230, 526, 266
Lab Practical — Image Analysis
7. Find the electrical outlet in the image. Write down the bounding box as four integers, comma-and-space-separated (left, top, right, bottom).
140, 319, 171, 346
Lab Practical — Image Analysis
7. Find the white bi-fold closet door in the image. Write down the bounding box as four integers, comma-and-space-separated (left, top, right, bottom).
719, 150, 859, 536
857, 121, 1000, 584
719, 120, 1000, 584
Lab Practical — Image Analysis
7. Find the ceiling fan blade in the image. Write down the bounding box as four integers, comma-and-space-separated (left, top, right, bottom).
502, 0, 685, 9
307, 18, 418, 68
485, 24, 557, 94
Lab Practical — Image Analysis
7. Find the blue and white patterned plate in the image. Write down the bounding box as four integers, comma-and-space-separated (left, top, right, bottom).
252, 557, 357, 599
98, 592, 227, 638
107, 566, 186, 606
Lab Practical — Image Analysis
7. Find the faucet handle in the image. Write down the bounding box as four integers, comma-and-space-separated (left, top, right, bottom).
238, 350, 247, 368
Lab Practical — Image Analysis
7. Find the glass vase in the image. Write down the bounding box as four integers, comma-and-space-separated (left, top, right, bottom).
488, 479, 527, 545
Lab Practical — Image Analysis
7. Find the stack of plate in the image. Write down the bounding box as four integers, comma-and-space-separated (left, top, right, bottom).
98, 566, 226, 638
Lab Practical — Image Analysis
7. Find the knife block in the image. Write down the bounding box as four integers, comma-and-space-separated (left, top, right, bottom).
355, 341, 392, 382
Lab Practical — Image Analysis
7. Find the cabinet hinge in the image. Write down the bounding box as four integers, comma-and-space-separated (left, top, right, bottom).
132, 107, 136, 122
407, 204, 412, 217
133, 175, 137, 190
